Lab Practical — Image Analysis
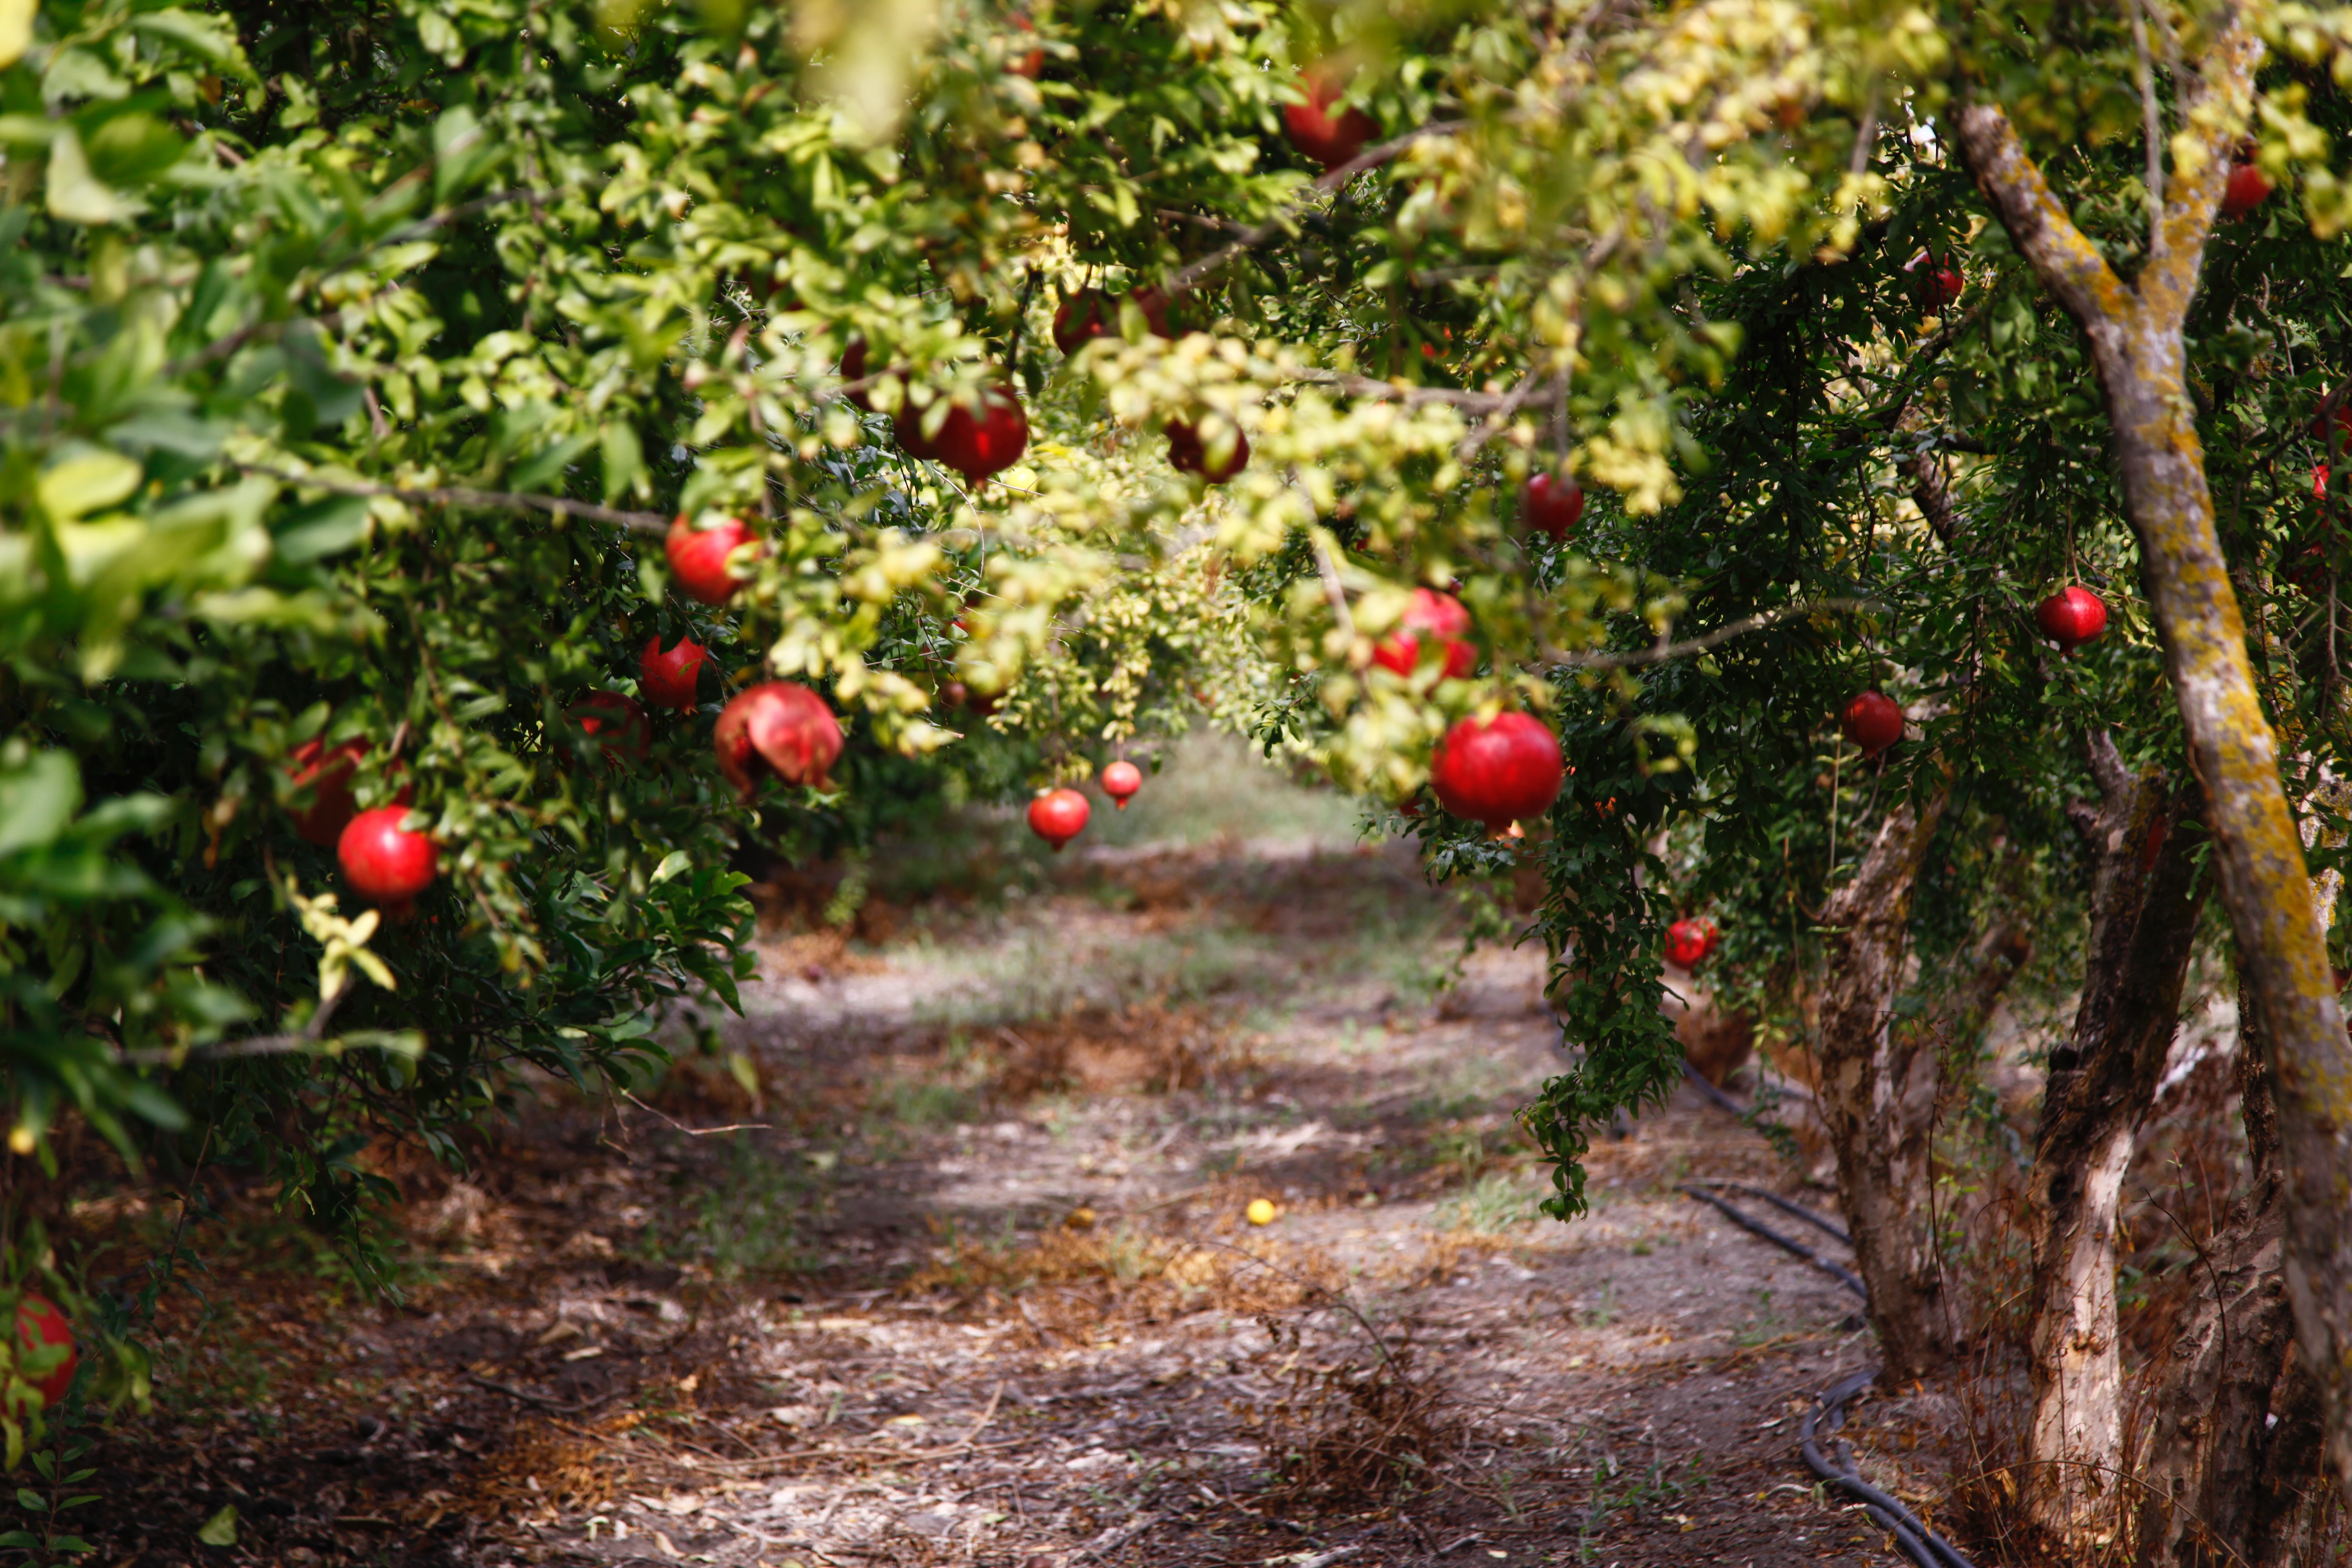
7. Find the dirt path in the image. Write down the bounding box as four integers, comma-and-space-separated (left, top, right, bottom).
53, 772, 1965, 1568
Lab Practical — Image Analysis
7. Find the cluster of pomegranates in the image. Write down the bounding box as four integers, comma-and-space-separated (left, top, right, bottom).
1026, 761, 1145, 851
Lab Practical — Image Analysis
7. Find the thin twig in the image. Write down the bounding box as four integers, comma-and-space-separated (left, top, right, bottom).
2128, 0, 2166, 254
1310, 529, 1360, 645
238, 463, 670, 534
619, 1088, 771, 1137
1544, 599, 1877, 671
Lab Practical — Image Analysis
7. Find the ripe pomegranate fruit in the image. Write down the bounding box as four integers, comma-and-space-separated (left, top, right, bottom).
1841, 690, 1905, 757
714, 682, 843, 802
1430, 712, 1565, 832
640, 634, 709, 711
2221, 161, 2273, 220
665, 513, 757, 605
1911, 258, 1963, 315
1522, 472, 1584, 542
14, 1293, 74, 1406
2316, 464, 2333, 502
2034, 585, 2108, 653
1028, 786, 1091, 850
1101, 760, 1143, 809
902, 385, 1029, 486
1008, 13, 1044, 77
570, 692, 650, 764
1052, 288, 1169, 355
1284, 65, 1379, 172
1167, 420, 1248, 482
338, 805, 438, 914
1663, 917, 1719, 970
286, 738, 369, 848
1373, 588, 1476, 680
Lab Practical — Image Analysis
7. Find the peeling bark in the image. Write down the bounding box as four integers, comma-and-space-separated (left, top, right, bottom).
1955, 26, 2352, 1481
2024, 746, 2208, 1540
1815, 789, 1955, 1375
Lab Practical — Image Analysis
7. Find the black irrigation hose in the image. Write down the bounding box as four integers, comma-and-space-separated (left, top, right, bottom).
1685, 1177, 1852, 1245
1677, 1183, 1869, 1299
1676, 1186, 1981, 1568
1679, 1057, 1753, 1117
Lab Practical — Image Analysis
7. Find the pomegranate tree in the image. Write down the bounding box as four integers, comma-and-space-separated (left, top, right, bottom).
1840, 690, 1905, 757
640, 635, 709, 712
286, 738, 369, 848
1167, 420, 1248, 482
1372, 588, 1476, 680
665, 514, 757, 605
1522, 473, 1584, 542
1028, 786, 1091, 850
338, 805, 439, 914
13, 1293, 74, 1406
1663, 917, 1720, 970
1283, 65, 1378, 171
1429, 712, 1565, 831
1101, 760, 1143, 809
2034, 585, 2108, 653
714, 682, 844, 802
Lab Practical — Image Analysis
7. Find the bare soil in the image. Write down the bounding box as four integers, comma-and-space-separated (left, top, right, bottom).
30, 819, 1970, 1568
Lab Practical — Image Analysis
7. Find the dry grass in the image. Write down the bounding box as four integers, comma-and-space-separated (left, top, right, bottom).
1246, 1315, 1462, 1506
905, 1218, 1341, 1335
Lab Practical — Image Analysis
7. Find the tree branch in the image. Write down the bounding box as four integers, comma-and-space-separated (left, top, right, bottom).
239, 464, 670, 535
1543, 600, 1877, 671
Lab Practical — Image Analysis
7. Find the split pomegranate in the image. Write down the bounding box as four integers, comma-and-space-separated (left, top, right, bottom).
1372, 588, 1476, 681
570, 692, 650, 764
1052, 288, 1169, 355
286, 738, 369, 848
1167, 420, 1248, 482
640, 634, 709, 712
1663, 917, 1720, 970
665, 513, 757, 605
1841, 690, 1905, 757
338, 805, 438, 913
1028, 786, 1091, 850
1522, 473, 1584, 542
713, 682, 843, 802
1284, 65, 1379, 172
2221, 162, 2273, 220
901, 385, 1029, 487
1101, 760, 1143, 809
14, 1293, 74, 1406
1430, 712, 1565, 832
2034, 585, 2108, 652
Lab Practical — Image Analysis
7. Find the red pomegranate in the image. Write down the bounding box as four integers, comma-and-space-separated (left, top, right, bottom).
2034, 586, 2108, 653
2317, 464, 2332, 501
641, 634, 709, 712
1841, 690, 1905, 757
1430, 712, 1565, 832
714, 682, 844, 802
1168, 420, 1248, 482
1522, 473, 1585, 542
14, 1293, 74, 1407
1373, 588, 1476, 680
338, 805, 438, 913
1028, 786, 1091, 850
570, 692, 650, 763
1052, 288, 1170, 355
1101, 760, 1144, 809
1913, 259, 1963, 314
2313, 403, 2352, 452
2221, 162, 2273, 220
665, 513, 757, 605
903, 386, 1029, 486
1008, 13, 1044, 77
1663, 917, 1720, 970
1284, 65, 1379, 172
286, 738, 369, 848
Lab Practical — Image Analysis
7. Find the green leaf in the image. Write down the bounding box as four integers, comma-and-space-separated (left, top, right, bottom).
273, 495, 373, 563
45, 128, 141, 226
15, 1488, 45, 1512
0, 752, 83, 859
196, 1503, 237, 1546
650, 850, 692, 886
36, 452, 142, 523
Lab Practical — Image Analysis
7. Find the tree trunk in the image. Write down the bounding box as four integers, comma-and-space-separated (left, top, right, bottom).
1955, 44, 2352, 1484
2024, 743, 2208, 1540
1815, 788, 1955, 1376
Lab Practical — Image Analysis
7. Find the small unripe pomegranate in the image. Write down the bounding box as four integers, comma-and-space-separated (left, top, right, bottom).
1430, 712, 1565, 832
1372, 588, 1476, 680
570, 692, 650, 764
641, 635, 709, 712
2034, 585, 2108, 653
714, 682, 843, 802
665, 514, 757, 605
1663, 917, 1720, 970
2221, 162, 2273, 220
338, 805, 438, 913
1167, 420, 1248, 482
1284, 65, 1379, 172
1841, 691, 1905, 757
1101, 760, 1144, 809
1523, 473, 1584, 542
1028, 787, 1091, 850
1052, 288, 1169, 355
14, 1293, 74, 1407
286, 738, 369, 848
